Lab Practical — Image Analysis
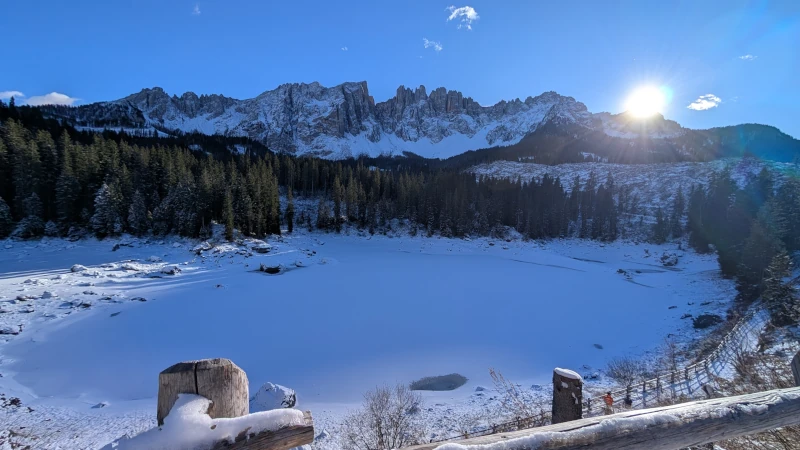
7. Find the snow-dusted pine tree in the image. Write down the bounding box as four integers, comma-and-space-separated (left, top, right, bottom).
91, 183, 123, 237
44, 220, 59, 237
12, 193, 45, 238
0, 196, 13, 237
127, 190, 148, 236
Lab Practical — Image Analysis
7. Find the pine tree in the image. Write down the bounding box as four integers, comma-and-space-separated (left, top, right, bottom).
333, 176, 343, 233
0, 196, 12, 237
223, 190, 234, 242
669, 187, 685, 238
44, 220, 59, 237
90, 183, 123, 237
651, 207, 668, 244
127, 190, 148, 235
13, 193, 45, 238
316, 198, 331, 230
286, 188, 295, 234
763, 251, 799, 326
687, 186, 710, 252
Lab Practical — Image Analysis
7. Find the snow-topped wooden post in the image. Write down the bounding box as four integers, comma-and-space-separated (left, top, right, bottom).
157, 358, 249, 426
552, 367, 583, 424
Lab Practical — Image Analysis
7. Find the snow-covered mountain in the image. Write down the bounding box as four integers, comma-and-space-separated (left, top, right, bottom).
43, 81, 800, 162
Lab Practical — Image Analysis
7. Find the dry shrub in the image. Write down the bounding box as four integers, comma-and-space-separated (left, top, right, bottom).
338, 384, 426, 450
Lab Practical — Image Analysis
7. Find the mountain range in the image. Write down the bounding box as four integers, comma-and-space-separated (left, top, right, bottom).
39, 81, 800, 163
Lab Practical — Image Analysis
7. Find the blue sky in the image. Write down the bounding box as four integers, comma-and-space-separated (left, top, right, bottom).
1, 0, 798, 137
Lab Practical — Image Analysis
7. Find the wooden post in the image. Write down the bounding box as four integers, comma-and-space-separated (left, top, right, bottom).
685, 367, 692, 394
157, 358, 249, 426
656, 377, 661, 401
793, 351, 800, 387
552, 368, 583, 424
641, 381, 647, 408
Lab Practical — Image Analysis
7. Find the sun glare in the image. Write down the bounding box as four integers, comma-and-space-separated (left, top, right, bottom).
625, 86, 666, 118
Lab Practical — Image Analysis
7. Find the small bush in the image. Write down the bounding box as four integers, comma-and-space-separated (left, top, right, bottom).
410, 373, 468, 391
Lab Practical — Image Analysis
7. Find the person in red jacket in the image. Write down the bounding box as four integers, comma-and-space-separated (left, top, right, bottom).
602, 391, 614, 415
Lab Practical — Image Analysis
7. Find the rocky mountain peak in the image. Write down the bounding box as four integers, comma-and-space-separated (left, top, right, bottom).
51, 80, 799, 161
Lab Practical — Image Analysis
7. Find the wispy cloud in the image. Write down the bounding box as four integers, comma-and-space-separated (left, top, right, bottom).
192, 3, 201, 15
446, 5, 479, 30
25, 92, 79, 106
0, 91, 24, 100
341, 46, 348, 51
739, 54, 757, 61
423, 38, 443, 52
687, 94, 721, 111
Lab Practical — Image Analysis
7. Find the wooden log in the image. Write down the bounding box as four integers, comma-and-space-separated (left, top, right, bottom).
401, 386, 800, 450
793, 351, 800, 387
157, 358, 249, 426
210, 411, 314, 450
551, 368, 583, 424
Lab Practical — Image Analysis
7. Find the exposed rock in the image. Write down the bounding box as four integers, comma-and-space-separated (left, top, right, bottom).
259, 264, 281, 274
693, 314, 723, 329
41, 291, 57, 299
71, 264, 88, 273
160, 265, 181, 275
251, 242, 272, 254
660, 252, 679, 267
0, 326, 19, 335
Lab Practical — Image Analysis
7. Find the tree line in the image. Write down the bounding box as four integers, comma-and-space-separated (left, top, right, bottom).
0, 100, 624, 243
685, 168, 800, 325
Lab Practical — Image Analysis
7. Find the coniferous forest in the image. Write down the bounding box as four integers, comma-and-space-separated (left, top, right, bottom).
1, 99, 799, 324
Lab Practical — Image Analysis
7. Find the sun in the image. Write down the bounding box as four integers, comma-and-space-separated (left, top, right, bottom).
624, 86, 666, 118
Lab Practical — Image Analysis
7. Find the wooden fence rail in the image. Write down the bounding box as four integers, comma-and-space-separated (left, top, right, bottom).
403, 386, 800, 450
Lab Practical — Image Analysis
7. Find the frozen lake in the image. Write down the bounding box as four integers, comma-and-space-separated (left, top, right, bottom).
1, 234, 734, 407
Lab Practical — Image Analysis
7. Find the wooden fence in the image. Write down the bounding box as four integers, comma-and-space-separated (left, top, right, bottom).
582, 306, 770, 416
403, 386, 800, 450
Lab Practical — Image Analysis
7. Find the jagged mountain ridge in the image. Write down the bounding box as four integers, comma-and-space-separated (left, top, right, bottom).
41, 81, 800, 162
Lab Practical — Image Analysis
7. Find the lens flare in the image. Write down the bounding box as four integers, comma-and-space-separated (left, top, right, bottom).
625, 86, 667, 118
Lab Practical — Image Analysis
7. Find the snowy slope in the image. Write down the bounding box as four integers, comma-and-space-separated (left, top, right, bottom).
469, 158, 800, 218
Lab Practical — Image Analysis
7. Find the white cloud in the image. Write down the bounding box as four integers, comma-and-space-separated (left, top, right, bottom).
446, 5, 479, 30
687, 94, 721, 111
0, 91, 25, 100
341, 46, 348, 51
24, 92, 79, 106
192, 3, 201, 15
739, 54, 757, 61
423, 38, 443, 52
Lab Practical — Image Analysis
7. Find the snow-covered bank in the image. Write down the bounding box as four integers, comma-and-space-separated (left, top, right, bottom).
0, 232, 735, 449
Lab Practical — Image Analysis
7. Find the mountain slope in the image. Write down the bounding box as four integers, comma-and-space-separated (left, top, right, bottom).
39, 82, 800, 162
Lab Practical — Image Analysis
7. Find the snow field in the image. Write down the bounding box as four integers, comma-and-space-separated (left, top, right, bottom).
0, 231, 736, 449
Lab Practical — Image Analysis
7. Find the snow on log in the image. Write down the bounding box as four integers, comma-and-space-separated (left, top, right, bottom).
112, 394, 313, 450
157, 358, 249, 426
553, 368, 583, 382
402, 386, 800, 450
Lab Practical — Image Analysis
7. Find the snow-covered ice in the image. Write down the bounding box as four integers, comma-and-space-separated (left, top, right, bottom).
0, 232, 736, 448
